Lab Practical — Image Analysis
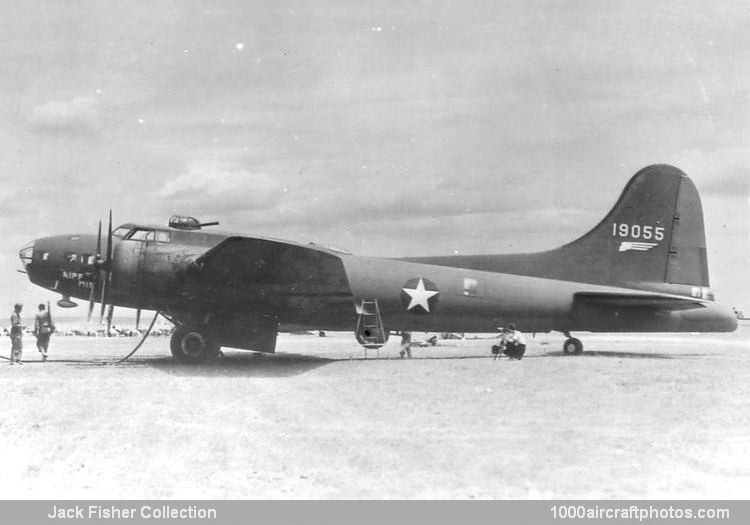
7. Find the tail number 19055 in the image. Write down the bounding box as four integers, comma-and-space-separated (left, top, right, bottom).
612, 222, 664, 240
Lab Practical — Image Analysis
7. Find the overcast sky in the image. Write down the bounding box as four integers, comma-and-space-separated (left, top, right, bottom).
1, 0, 748, 316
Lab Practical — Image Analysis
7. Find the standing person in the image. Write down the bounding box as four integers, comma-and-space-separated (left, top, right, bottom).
9, 303, 24, 365
502, 323, 526, 360
399, 331, 412, 358
34, 303, 55, 362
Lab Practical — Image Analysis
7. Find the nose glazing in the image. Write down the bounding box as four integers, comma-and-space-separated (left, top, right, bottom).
19, 240, 34, 269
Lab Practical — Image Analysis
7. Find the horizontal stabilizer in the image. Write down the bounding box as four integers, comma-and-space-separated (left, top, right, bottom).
574, 291, 706, 311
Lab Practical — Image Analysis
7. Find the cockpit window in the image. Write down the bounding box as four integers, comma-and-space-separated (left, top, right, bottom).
127, 229, 154, 241
123, 227, 170, 243
112, 226, 131, 238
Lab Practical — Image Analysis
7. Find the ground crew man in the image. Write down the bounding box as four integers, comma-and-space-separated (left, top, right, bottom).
10, 303, 24, 365
34, 303, 55, 361
399, 331, 412, 358
502, 323, 526, 360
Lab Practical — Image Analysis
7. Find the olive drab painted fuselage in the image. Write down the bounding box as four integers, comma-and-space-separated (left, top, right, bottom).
19, 165, 738, 360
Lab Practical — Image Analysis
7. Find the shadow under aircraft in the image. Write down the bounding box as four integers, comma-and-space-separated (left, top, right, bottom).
19, 164, 737, 363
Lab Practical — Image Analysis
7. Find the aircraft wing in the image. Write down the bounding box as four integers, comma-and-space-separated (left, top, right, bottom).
574, 291, 706, 311
188, 236, 352, 299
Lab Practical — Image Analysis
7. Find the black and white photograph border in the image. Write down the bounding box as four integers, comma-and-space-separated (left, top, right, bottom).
0, 0, 748, 501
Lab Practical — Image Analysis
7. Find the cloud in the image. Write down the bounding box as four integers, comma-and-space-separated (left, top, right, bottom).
699, 165, 750, 196
0, 183, 63, 220
157, 162, 284, 215
0, 188, 21, 218
28, 97, 101, 135
352, 207, 598, 246
670, 147, 750, 197
249, 199, 599, 259
245, 170, 574, 234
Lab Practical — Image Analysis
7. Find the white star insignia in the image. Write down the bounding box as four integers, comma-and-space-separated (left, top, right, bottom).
402, 278, 439, 312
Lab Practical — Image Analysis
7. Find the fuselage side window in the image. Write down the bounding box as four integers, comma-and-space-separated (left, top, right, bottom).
463, 277, 481, 297
154, 230, 171, 243
65, 252, 78, 264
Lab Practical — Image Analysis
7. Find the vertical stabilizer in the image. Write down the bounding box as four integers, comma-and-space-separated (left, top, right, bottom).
550, 164, 710, 288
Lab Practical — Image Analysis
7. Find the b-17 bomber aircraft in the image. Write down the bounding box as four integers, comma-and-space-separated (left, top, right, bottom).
19, 164, 737, 362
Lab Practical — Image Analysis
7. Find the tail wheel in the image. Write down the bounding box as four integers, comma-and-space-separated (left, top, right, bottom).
170, 326, 220, 363
563, 337, 583, 355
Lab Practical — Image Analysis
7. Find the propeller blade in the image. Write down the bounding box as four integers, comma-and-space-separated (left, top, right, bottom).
135, 308, 141, 331
96, 220, 102, 259
106, 303, 114, 336
99, 211, 114, 324
87, 220, 103, 322
87, 285, 96, 322
99, 274, 108, 322
106, 210, 113, 265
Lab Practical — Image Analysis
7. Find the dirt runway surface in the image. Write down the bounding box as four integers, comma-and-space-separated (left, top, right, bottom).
1, 324, 748, 499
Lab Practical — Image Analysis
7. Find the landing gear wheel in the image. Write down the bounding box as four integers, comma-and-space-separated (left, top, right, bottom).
563, 337, 583, 355
170, 326, 220, 363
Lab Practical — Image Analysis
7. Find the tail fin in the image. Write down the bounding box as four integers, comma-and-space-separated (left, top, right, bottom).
551, 164, 710, 288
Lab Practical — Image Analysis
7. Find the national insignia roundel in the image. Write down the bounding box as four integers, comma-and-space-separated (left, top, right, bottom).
400, 277, 440, 314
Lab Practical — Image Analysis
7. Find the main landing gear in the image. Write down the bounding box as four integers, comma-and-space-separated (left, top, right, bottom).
170, 325, 221, 363
562, 331, 583, 355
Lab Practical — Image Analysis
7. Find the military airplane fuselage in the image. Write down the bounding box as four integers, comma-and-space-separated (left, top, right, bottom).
19, 165, 737, 362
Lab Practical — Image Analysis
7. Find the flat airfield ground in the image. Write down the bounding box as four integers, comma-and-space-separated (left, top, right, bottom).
0, 324, 748, 499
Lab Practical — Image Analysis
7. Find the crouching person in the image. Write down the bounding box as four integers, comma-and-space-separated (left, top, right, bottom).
502, 323, 526, 360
